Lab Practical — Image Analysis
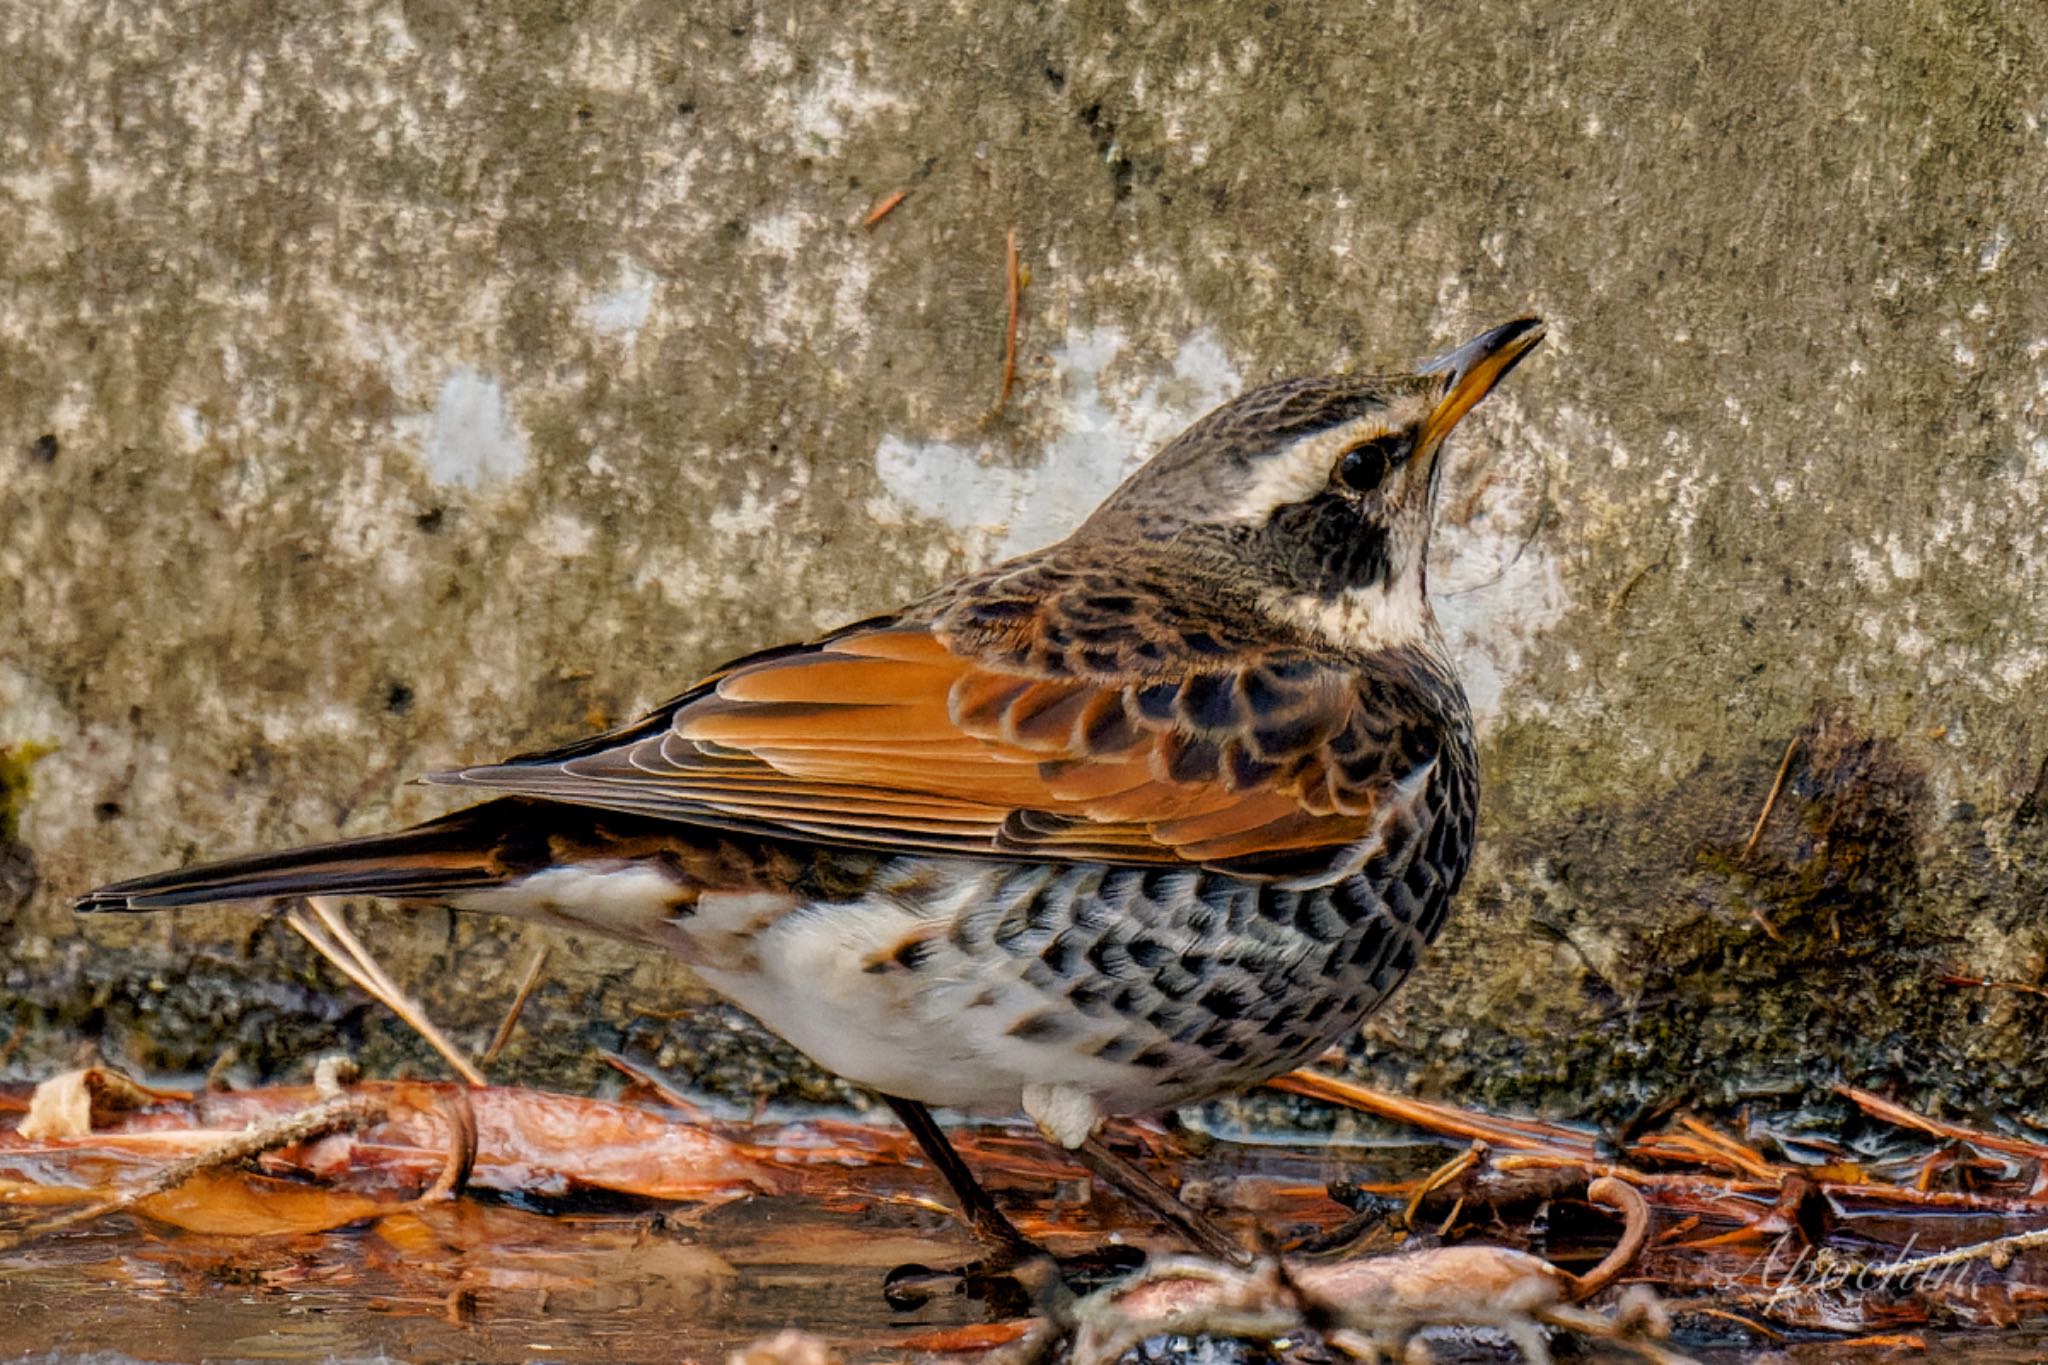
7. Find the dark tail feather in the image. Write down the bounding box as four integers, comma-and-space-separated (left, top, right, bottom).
75, 800, 545, 913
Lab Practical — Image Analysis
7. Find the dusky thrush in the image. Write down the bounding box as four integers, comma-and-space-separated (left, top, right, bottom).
80, 315, 1545, 1286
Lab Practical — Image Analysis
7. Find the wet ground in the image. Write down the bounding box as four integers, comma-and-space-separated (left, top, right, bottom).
6, 1080, 2048, 1362
3, 1194, 995, 1361
0, 1121, 1391, 1363
9, 1176, 2048, 1363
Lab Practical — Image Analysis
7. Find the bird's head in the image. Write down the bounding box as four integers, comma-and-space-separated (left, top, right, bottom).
1085, 316, 1544, 654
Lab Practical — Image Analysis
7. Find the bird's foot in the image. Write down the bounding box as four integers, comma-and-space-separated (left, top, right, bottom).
881, 1241, 1147, 1314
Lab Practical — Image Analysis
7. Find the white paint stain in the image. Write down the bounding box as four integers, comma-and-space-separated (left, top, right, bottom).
874, 326, 1238, 562
744, 209, 870, 348
1885, 533, 1921, 581
742, 42, 907, 153
536, 512, 593, 557
794, 59, 904, 147
171, 404, 207, 450
581, 259, 656, 339
1978, 226, 2012, 273
405, 368, 529, 487
1995, 648, 2047, 689
1941, 321, 1978, 368
751, 211, 806, 255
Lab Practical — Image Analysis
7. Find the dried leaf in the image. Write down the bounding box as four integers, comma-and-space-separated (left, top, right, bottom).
295, 1085, 785, 1202
893, 1321, 1036, 1352
469, 1086, 784, 1202
370, 1209, 451, 1259
16, 1070, 92, 1140
0, 1176, 105, 1208
1293, 1244, 1572, 1317
16, 1067, 184, 1140
8, 1082, 787, 1206
134, 1169, 390, 1236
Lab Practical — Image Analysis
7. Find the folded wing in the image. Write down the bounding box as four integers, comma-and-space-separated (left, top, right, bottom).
430, 619, 1438, 874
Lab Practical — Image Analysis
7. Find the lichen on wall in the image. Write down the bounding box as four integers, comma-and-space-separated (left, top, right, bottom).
5, 0, 2048, 1126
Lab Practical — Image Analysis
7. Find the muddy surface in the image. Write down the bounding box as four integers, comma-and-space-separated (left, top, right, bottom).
8, 1073, 2048, 1363
0, 1113, 1399, 1363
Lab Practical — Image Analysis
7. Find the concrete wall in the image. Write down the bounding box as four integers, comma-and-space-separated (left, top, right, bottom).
6, 0, 2048, 1121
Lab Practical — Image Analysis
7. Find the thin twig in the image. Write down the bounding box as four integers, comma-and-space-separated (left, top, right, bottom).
1077, 1134, 1251, 1266
0, 1092, 388, 1251
479, 944, 550, 1069
420, 1087, 478, 1203
307, 897, 410, 1007
287, 898, 487, 1086
1671, 1116, 1781, 1180
1269, 1069, 1598, 1155
1658, 1303, 1784, 1340
1859, 1222, 2048, 1280
1568, 1176, 1651, 1300
203, 1045, 239, 1093
599, 1051, 712, 1121
860, 188, 908, 230
1630, 1129, 1781, 1180
994, 227, 1022, 416
1404, 1144, 1483, 1226
284, 907, 393, 1012
1836, 1084, 2048, 1164
1741, 737, 1800, 864
1938, 971, 2048, 1003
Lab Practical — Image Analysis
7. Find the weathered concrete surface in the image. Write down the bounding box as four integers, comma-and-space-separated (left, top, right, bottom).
5, 1, 2048, 1125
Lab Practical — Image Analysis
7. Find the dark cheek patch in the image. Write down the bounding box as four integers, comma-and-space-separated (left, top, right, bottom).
1263, 495, 1393, 594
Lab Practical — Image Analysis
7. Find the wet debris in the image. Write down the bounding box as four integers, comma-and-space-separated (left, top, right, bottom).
860, 189, 910, 231
730, 1327, 843, 1365
284, 895, 488, 1086
7, 1056, 2048, 1359
1045, 1252, 1684, 1365
1266, 1067, 2048, 1345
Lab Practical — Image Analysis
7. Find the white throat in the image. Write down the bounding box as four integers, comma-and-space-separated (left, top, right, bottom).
1265, 567, 1435, 653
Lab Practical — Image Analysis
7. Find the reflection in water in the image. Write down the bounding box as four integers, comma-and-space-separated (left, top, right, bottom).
0, 1123, 1416, 1364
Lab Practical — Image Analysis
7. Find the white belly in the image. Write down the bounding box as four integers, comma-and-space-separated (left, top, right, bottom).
456, 859, 1155, 1125
692, 873, 1141, 1117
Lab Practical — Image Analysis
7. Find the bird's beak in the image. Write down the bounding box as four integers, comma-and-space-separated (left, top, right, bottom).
1417, 316, 1546, 450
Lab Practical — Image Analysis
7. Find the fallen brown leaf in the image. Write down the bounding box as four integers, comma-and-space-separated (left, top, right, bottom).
135, 1169, 390, 1237
7, 1080, 789, 1208
16, 1067, 183, 1141
893, 1320, 1035, 1352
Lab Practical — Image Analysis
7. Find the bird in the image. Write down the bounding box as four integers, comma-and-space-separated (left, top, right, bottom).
78, 315, 1544, 1294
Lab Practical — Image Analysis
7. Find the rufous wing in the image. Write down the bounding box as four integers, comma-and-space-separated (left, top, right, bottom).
432, 622, 1435, 874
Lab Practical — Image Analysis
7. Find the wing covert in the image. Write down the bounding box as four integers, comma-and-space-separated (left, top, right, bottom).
429, 609, 1448, 877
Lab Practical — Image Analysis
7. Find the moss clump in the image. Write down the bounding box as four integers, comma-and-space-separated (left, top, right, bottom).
0, 742, 53, 844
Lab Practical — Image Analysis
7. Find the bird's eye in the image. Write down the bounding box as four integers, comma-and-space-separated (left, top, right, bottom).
1335, 435, 1408, 493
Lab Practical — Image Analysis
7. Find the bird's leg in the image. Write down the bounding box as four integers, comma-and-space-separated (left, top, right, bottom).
1075, 1134, 1252, 1267
881, 1094, 1040, 1260
877, 1095, 1144, 1313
